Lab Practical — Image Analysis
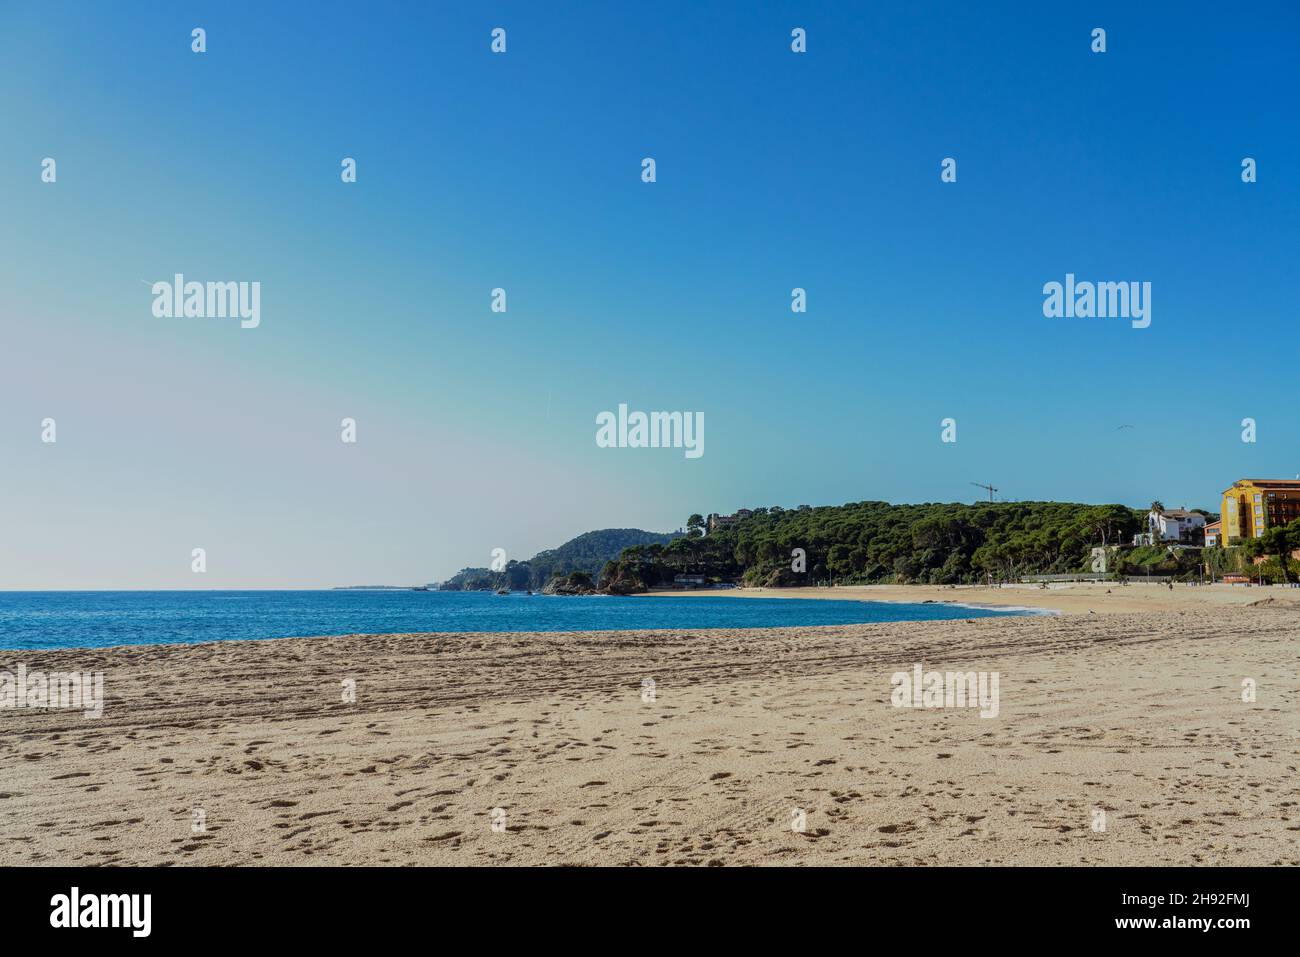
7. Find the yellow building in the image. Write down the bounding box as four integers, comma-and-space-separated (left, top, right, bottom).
1220, 479, 1300, 543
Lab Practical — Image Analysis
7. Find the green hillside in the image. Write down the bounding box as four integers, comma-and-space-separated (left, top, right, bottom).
440, 528, 680, 591
599, 501, 1150, 590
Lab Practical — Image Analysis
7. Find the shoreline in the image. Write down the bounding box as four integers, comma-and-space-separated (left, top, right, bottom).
639, 581, 1300, 617
0, 591, 1047, 654
6, 582, 1294, 652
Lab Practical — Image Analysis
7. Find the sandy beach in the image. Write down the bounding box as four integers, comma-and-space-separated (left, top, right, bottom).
644, 580, 1300, 617
3, 584, 1297, 866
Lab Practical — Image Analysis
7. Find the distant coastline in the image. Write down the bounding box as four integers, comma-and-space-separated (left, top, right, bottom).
332, 585, 424, 590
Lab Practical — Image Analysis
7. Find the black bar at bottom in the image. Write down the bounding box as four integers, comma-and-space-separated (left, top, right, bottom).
0, 865, 1277, 942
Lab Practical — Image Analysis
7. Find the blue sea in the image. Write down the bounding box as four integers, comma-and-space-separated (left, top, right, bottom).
0, 590, 1032, 651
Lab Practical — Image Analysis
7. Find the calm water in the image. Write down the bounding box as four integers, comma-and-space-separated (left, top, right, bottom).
0, 590, 1030, 651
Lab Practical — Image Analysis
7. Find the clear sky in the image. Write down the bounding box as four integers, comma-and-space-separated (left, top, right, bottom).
2, 2, 1296, 588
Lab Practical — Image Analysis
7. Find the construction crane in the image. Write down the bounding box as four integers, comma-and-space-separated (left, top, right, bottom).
971, 481, 998, 502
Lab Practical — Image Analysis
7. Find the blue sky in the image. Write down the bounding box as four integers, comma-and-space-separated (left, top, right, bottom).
1, 2, 1297, 587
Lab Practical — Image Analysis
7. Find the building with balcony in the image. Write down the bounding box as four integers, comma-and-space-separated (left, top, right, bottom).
1220, 479, 1300, 543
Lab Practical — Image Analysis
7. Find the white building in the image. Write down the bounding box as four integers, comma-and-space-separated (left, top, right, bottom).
1147, 508, 1206, 543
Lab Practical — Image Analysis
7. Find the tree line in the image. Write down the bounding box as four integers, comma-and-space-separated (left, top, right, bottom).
599, 501, 1166, 590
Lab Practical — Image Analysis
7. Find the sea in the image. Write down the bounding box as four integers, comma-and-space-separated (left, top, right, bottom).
0, 590, 1034, 651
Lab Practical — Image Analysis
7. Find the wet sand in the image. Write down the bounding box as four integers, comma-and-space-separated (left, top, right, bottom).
642, 580, 1300, 616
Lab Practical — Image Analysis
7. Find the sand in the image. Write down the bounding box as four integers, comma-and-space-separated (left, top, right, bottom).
643, 579, 1300, 616
2, 584, 1296, 866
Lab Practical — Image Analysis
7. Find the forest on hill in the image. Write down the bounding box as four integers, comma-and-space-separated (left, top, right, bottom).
595, 501, 1300, 588
439, 501, 1300, 594
439, 528, 679, 591
598, 500, 1153, 591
